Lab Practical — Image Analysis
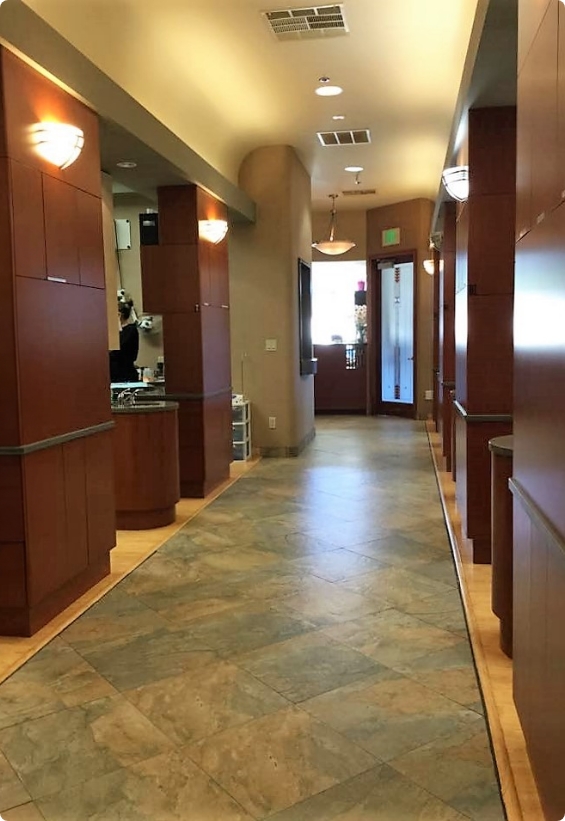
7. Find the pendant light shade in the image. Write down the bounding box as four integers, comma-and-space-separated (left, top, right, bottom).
442, 165, 469, 202
312, 194, 356, 256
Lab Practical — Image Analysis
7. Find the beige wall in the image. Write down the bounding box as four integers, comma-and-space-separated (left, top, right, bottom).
230, 145, 315, 455
367, 198, 435, 419
101, 173, 120, 350
113, 194, 164, 371
312, 207, 367, 263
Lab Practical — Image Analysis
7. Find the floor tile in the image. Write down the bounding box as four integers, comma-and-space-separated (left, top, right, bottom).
343, 565, 455, 608
398, 589, 469, 636
274, 576, 390, 626
0, 695, 174, 800
390, 723, 505, 820
234, 631, 383, 702
187, 706, 376, 818
324, 609, 465, 668
267, 763, 470, 821
2, 804, 45, 821
186, 601, 315, 657
0, 750, 30, 811
0, 640, 116, 730
37, 750, 254, 821
290, 549, 385, 583
60, 589, 171, 653
77, 626, 217, 690
393, 642, 483, 709
125, 659, 287, 744
301, 670, 482, 760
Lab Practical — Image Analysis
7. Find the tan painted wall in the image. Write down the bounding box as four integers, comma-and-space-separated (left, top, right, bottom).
312, 207, 367, 263
101, 173, 120, 350
230, 145, 315, 455
113, 194, 164, 371
367, 198, 435, 419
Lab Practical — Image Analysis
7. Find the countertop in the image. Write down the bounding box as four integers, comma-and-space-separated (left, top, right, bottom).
111, 401, 179, 415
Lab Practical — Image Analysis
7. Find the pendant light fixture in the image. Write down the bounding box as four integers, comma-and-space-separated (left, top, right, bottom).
312, 194, 356, 256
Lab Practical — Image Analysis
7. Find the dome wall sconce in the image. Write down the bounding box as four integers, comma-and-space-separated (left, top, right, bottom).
32, 122, 85, 169
198, 219, 228, 244
312, 194, 356, 256
423, 258, 435, 275
442, 165, 469, 202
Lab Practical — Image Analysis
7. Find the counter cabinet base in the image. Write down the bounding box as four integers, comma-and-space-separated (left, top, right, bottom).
0, 554, 110, 637
117, 505, 176, 530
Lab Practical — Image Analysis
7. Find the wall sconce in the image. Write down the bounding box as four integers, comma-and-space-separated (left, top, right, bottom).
33, 122, 84, 169
198, 219, 228, 244
423, 259, 434, 275
442, 165, 469, 202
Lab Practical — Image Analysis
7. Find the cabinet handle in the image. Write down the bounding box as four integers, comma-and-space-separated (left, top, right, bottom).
202, 302, 210, 307
221, 304, 229, 309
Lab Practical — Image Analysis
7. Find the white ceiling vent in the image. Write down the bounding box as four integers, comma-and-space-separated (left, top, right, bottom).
263, 5, 348, 41
342, 188, 377, 196
317, 129, 371, 146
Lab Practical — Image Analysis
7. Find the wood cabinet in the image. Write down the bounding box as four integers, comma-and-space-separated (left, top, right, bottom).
0, 430, 114, 635
10, 161, 46, 280
141, 184, 232, 497
112, 407, 179, 529
43, 175, 80, 285
76, 188, 105, 289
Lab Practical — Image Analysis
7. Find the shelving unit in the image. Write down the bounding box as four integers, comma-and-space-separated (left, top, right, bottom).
232, 400, 251, 461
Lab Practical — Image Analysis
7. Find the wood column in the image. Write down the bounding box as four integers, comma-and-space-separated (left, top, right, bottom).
438, 203, 456, 470
454, 107, 516, 563
141, 184, 232, 497
512, 2, 565, 817
0, 48, 115, 636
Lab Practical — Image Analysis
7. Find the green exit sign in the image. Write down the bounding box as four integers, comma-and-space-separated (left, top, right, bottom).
382, 227, 400, 247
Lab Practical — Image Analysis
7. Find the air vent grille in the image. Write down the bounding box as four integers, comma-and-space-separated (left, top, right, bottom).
342, 188, 377, 196
263, 5, 348, 41
317, 129, 371, 146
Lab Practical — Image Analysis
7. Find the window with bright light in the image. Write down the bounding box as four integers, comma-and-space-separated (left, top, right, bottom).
311, 260, 367, 345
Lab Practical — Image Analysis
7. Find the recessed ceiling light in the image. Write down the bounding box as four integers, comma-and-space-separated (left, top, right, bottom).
333, 115, 345, 121
316, 76, 343, 97
116, 160, 137, 169
316, 86, 343, 97
345, 166, 364, 173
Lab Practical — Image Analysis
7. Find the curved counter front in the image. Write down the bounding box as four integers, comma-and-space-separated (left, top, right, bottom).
111, 402, 180, 529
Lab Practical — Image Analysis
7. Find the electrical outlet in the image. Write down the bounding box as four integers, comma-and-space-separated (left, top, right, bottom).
265, 339, 278, 352
268, 416, 276, 429
425, 389, 433, 401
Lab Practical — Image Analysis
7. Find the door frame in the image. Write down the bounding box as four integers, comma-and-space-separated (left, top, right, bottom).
367, 250, 418, 418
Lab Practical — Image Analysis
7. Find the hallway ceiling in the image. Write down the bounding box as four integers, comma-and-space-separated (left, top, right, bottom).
22, 0, 481, 211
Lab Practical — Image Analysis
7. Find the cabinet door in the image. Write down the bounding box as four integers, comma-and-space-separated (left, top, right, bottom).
76, 189, 105, 288
24, 446, 70, 605
529, 4, 559, 224
516, 56, 533, 241
43, 175, 79, 284
11, 160, 46, 280
201, 305, 231, 394
85, 430, 116, 560
210, 241, 229, 307
63, 439, 89, 572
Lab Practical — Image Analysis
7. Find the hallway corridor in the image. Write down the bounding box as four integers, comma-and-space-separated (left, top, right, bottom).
0, 417, 504, 821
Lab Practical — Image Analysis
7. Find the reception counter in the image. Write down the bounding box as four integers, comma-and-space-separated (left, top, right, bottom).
111, 402, 180, 529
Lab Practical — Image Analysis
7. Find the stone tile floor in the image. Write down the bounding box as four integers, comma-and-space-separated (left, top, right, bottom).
0, 417, 505, 820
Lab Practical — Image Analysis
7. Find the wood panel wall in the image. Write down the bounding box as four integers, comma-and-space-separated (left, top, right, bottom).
0, 48, 114, 636
454, 107, 515, 564
141, 184, 232, 497
513, 4, 565, 812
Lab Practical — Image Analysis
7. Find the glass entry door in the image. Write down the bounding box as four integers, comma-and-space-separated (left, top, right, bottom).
381, 261, 414, 404
371, 257, 415, 416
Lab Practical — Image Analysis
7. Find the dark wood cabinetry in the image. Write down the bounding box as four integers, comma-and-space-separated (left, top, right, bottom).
0, 47, 114, 636
141, 184, 232, 497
